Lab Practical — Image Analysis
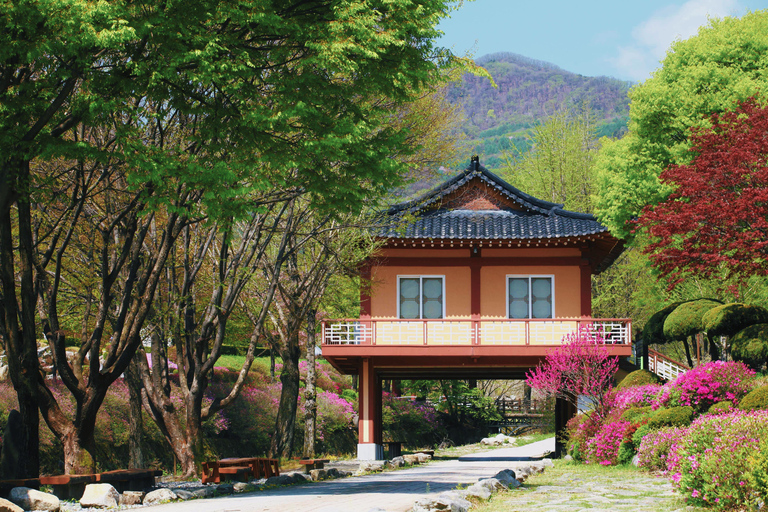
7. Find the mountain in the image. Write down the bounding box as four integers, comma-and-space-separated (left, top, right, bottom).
446, 52, 634, 169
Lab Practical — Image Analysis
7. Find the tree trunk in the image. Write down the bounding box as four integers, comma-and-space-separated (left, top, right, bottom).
270, 336, 301, 459
125, 356, 145, 469
303, 311, 317, 458
60, 431, 96, 475
683, 337, 694, 368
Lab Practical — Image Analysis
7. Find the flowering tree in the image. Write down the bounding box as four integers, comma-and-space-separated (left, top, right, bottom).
638, 97, 768, 289
526, 325, 619, 418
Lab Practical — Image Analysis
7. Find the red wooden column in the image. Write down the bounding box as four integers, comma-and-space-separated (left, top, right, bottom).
357, 358, 383, 460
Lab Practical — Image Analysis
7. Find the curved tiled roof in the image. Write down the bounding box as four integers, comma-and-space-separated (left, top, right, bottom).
382, 159, 610, 241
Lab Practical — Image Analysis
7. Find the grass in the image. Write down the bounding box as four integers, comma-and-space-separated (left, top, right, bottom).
431, 432, 554, 460
471, 460, 709, 512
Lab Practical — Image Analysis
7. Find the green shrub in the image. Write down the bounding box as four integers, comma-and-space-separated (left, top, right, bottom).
632, 423, 652, 447
616, 370, 660, 390
703, 303, 768, 337
646, 406, 694, 429
619, 406, 652, 423
644, 302, 684, 344
739, 385, 768, 411
731, 323, 768, 371
707, 400, 733, 415
617, 440, 635, 465
663, 299, 723, 340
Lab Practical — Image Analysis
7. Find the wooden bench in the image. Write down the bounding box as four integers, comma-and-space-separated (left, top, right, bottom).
40, 469, 162, 500
201, 457, 280, 484
0, 478, 40, 498
298, 459, 330, 474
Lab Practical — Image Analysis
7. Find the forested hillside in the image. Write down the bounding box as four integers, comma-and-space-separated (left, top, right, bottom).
447, 52, 633, 168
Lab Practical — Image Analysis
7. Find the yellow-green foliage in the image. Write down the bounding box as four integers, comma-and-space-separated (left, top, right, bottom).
643, 302, 684, 344
707, 400, 733, 415
616, 370, 660, 390
662, 299, 723, 341
703, 304, 768, 338
646, 406, 694, 429
730, 323, 768, 371
620, 406, 653, 423
739, 385, 768, 412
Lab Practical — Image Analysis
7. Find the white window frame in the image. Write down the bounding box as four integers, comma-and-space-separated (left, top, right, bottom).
397, 275, 446, 319
506, 275, 555, 319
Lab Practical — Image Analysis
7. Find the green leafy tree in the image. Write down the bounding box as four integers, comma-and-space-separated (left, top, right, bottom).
503, 104, 599, 213
1, 0, 459, 476
594, 10, 768, 239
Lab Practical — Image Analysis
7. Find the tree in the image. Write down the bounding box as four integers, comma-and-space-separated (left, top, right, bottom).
526, 325, 618, 419
595, 10, 768, 239
503, 104, 599, 213
1, 0, 460, 476
637, 98, 768, 289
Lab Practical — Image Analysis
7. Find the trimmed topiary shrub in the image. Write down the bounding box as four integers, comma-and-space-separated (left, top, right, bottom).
616, 369, 661, 390
707, 400, 733, 415
702, 303, 768, 338
731, 323, 768, 371
738, 385, 768, 412
646, 406, 694, 429
663, 299, 723, 341
620, 406, 653, 423
632, 423, 652, 447
644, 302, 684, 344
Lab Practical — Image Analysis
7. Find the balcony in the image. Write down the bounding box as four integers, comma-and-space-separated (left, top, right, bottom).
322, 318, 632, 347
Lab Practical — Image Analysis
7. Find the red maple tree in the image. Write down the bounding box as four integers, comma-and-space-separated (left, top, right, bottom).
637, 97, 768, 289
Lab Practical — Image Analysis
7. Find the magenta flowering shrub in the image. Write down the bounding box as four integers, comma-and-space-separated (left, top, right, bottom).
584, 420, 631, 465
613, 384, 663, 410
636, 426, 686, 473
672, 410, 768, 509
654, 361, 754, 412
382, 393, 446, 448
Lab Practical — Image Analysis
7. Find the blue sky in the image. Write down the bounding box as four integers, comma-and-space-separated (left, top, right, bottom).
437, 0, 768, 81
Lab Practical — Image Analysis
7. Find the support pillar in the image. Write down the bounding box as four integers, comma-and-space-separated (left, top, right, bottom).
579, 258, 592, 317
554, 397, 576, 458
357, 358, 383, 460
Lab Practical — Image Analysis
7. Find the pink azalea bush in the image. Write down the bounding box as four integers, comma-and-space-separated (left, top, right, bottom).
653, 361, 754, 412
613, 384, 662, 409
636, 426, 686, 473
585, 420, 631, 465
671, 410, 768, 509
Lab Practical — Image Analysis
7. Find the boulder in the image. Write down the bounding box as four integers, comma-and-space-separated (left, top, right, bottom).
265, 475, 294, 486
357, 461, 385, 474
464, 483, 491, 500
388, 456, 405, 469
289, 472, 310, 483
415, 453, 431, 463
172, 489, 193, 500
0, 497, 23, 512
476, 477, 506, 492
192, 487, 217, 499
402, 454, 421, 465
142, 488, 178, 505
80, 483, 119, 508
215, 483, 234, 495
233, 482, 256, 493
8, 487, 60, 512
411, 494, 470, 512
492, 470, 520, 489
309, 469, 327, 481
119, 491, 145, 505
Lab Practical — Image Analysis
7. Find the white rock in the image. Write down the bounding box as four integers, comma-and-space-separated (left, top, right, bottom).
464, 483, 492, 500
0, 497, 24, 512
119, 491, 145, 505
142, 488, 177, 505
80, 484, 119, 509
415, 453, 431, 463
477, 477, 507, 491
8, 487, 60, 512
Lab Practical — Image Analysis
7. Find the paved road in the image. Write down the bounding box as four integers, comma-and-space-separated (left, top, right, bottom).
145, 438, 555, 512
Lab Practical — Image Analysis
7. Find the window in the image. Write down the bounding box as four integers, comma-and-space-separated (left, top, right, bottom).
508, 276, 554, 319
398, 276, 444, 319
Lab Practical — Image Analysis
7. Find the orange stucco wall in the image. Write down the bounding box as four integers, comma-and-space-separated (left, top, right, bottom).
369, 260, 582, 319
370, 266, 471, 319
480, 266, 581, 319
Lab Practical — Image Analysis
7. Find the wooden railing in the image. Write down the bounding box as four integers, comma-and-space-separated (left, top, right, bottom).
322, 318, 631, 346
648, 348, 689, 381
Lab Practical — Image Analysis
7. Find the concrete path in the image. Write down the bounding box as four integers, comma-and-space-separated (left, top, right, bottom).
144, 438, 555, 512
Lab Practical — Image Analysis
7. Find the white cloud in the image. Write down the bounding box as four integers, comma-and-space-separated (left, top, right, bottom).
610, 0, 740, 81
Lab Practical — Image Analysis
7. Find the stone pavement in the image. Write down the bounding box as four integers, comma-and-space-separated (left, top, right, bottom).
142, 438, 556, 512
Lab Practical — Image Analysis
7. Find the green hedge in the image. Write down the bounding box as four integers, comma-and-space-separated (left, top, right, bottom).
707, 400, 733, 415
738, 385, 768, 412
646, 406, 694, 429
620, 406, 653, 423
731, 323, 768, 371
616, 370, 660, 390
703, 303, 768, 337
662, 299, 723, 341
